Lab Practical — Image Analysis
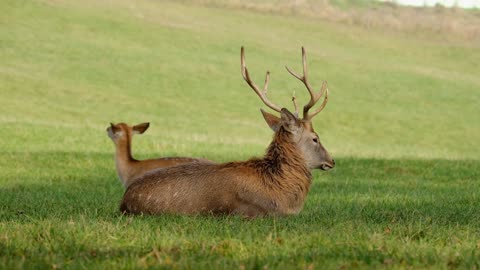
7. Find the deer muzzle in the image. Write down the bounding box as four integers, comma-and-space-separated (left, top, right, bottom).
320, 159, 335, 171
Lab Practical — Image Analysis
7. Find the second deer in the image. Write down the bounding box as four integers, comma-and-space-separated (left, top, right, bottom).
120, 47, 335, 217
107, 122, 212, 188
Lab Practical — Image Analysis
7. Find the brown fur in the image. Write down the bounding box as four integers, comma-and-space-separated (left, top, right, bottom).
107, 122, 212, 188
120, 109, 334, 217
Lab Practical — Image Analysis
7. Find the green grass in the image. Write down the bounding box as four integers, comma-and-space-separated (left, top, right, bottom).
1, 0, 480, 268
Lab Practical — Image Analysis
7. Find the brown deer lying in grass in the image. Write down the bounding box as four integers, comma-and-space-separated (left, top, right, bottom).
107, 122, 212, 188
120, 47, 335, 217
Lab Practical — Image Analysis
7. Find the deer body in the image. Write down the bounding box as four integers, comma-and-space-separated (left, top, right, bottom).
121, 127, 312, 216
120, 47, 335, 217
108, 122, 211, 188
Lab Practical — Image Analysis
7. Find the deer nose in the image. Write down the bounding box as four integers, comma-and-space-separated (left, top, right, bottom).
332, 159, 335, 166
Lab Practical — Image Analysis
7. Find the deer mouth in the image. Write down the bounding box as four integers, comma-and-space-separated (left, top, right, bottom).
319, 162, 334, 171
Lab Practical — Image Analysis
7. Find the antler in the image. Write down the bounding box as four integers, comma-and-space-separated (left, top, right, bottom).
285, 47, 329, 121
241, 47, 282, 113
291, 90, 299, 117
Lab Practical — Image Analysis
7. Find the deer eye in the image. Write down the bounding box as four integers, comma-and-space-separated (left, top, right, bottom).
313, 137, 318, 144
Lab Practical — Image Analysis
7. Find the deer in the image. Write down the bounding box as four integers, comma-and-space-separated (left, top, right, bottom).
107, 122, 212, 188
119, 47, 335, 217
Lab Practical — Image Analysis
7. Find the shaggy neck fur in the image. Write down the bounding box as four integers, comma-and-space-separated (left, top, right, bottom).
250, 127, 311, 186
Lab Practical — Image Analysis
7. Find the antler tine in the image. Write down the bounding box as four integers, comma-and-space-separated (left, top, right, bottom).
241, 47, 282, 113
306, 82, 329, 119
291, 90, 299, 118
285, 47, 328, 120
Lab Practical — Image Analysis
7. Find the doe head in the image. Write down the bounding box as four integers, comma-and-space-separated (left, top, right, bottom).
106, 122, 150, 142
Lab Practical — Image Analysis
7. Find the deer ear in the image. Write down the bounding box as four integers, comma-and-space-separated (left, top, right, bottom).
260, 109, 281, 132
110, 123, 121, 134
280, 108, 300, 133
132, 122, 150, 134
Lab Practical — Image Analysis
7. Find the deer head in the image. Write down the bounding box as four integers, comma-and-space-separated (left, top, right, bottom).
241, 47, 335, 171
107, 122, 150, 143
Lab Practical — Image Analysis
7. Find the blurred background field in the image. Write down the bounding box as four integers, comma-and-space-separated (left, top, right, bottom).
1, 0, 479, 268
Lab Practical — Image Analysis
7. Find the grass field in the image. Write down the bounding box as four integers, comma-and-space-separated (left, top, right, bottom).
1, 0, 480, 269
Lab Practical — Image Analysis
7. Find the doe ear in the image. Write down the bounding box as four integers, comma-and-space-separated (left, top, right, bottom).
110, 123, 121, 133
280, 108, 300, 133
260, 109, 281, 132
132, 122, 150, 134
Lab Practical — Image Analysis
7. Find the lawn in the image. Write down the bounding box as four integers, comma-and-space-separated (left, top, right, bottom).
1, 0, 479, 269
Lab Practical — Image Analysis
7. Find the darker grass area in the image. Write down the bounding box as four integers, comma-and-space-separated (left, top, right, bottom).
1, 152, 479, 225
1, 151, 479, 268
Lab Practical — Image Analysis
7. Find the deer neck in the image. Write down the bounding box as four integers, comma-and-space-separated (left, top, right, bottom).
261, 128, 311, 182
114, 134, 137, 186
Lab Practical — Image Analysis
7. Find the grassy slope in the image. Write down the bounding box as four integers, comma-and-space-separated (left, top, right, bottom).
1, 0, 479, 269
